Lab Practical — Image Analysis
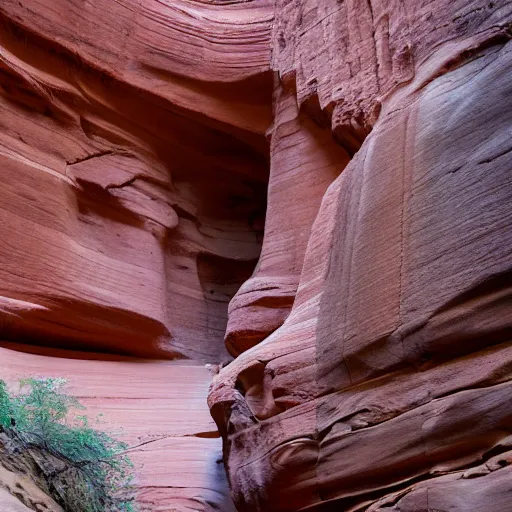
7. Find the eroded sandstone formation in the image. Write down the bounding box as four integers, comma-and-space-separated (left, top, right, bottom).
210, 1, 512, 511
0, 0, 273, 361
225, 83, 350, 356
1, 0, 511, 511
0, 343, 235, 511
0, 0, 274, 510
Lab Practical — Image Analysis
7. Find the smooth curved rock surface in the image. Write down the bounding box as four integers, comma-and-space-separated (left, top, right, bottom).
210, 2, 512, 511
0, 342, 235, 512
1, 0, 512, 510
0, 0, 272, 361
0, 0, 272, 508
225, 84, 350, 355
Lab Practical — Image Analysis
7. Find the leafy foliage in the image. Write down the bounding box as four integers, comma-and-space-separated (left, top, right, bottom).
0, 380, 12, 428
0, 377, 137, 512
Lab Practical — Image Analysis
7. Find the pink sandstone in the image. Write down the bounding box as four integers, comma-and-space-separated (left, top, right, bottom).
210, 1, 512, 511
0, 343, 235, 512
0, 0, 510, 511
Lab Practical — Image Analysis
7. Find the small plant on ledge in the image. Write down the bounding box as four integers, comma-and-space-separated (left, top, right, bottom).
0, 377, 137, 512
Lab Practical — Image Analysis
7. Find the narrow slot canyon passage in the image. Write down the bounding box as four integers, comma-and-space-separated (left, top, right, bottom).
1, 1, 511, 511
0, 8, 354, 504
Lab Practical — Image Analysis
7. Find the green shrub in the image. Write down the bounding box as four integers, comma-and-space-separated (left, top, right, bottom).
0, 377, 137, 512
0, 380, 12, 427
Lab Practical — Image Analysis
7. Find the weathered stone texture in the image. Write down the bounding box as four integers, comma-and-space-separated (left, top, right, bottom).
1, 0, 511, 511
0, 0, 273, 361
210, 2, 512, 511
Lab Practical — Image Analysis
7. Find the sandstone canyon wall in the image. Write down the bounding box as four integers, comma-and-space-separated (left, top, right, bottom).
0, 0, 511, 512
0, 344, 237, 511
210, 1, 512, 511
0, 0, 273, 510
0, 0, 273, 361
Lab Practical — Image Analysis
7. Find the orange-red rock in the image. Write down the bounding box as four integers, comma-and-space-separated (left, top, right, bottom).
0, 343, 235, 512
0, 0, 273, 509
1, 0, 512, 511
0, 0, 273, 361
225, 84, 350, 356
210, 1, 512, 511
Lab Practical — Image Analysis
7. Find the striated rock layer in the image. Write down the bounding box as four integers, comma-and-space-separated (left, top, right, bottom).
0, 0, 273, 361
1, 0, 512, 511
0, 343, 235, 512
0, 0, 274, 510
210, 1, 512, 511
225, 82, 350, 356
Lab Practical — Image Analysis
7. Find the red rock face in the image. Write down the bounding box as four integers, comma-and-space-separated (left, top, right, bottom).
0, 0, 273, 361
0, 343, 236, 512
225, 84, 350, 356
0, 1, 273, 510
1, 0, 512, 511
210, 1, 512, 511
